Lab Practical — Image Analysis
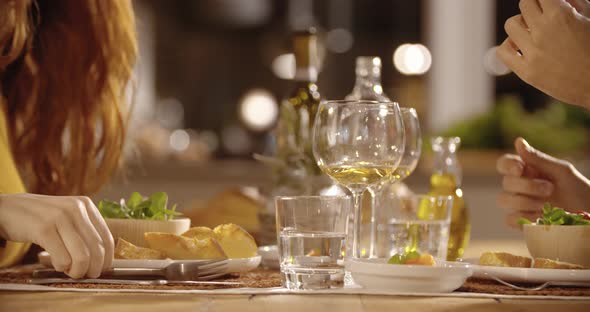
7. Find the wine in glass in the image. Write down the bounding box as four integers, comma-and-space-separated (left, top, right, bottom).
312, 100, 405, 258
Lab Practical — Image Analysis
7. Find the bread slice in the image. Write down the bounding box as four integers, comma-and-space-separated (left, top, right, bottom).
144, 232, 227, 260
213, 223, 258, 258
533, 258, 585, 269
479, 252, 532, 268
182, 226, 215, 240
114, 238, 166, 260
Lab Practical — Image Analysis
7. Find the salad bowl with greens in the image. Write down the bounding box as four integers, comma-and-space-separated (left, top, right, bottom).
518, 203, 590, 226
522, 203, 590, 268
98, 191, 181, 221
99, 192, 190, 247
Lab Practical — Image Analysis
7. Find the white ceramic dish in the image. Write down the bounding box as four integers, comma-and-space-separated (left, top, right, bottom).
345, 258, 472, 293
464, 258, 590, 284
523, 224, 590, 268
258, 245, 279, 269
38, 252, 261, 274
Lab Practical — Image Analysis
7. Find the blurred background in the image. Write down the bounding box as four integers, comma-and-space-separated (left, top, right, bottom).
97, 0, 590, 241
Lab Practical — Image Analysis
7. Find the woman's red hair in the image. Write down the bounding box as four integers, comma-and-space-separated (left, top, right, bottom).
0, 0, 137, 195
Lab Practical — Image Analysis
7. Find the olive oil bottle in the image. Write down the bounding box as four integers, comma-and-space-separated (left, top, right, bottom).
420, 137, 470, 261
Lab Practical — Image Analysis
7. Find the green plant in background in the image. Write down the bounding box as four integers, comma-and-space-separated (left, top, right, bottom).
98, 191, 181, 220
438, 96, 589, 153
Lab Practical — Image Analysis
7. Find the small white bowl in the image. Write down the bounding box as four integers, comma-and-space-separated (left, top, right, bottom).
105, 218, 191, 247
345, 258, 472, 293
523, 224, 590, 267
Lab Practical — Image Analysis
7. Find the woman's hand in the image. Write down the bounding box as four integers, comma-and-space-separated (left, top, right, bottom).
497, 0, 590, 109
0, 194, 114, 278
496, 138, 590, 228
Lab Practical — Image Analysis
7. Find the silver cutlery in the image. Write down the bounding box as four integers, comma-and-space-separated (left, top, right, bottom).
33, 259, 229, 281
487, 274, 590, 291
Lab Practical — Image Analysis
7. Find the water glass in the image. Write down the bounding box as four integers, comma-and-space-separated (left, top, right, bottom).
376, 194, 453, 260
275, 196, 350, 290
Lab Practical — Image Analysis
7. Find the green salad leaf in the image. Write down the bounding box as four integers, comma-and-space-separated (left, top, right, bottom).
518, 203, 590, 226
387, 251, 421, 265
98, 192, 181, 221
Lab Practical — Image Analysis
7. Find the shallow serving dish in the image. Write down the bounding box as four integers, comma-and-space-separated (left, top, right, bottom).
523, 224, 590, 268
345, 258, 472, 293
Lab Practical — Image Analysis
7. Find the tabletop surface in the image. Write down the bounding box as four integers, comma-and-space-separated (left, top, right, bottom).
2, 240, 590, 312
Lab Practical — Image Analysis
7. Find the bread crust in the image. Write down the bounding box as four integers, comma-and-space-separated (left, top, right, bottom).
182, 226, 215, 240
533, 258, 585, 269
114, 238, 166, 260
479, 252, 532, 268
213, 223, 258, 258
144, 232, 227, 260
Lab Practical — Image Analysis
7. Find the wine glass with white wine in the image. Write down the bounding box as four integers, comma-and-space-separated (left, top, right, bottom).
312, 100, 405, 258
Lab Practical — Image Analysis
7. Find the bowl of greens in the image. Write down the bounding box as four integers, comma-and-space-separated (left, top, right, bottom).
520, 203, 590, 267
98, 191, 190, 247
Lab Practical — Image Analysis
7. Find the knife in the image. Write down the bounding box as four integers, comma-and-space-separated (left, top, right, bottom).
28, 278, 242, 286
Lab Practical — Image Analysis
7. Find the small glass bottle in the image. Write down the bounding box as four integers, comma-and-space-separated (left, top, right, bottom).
345, 56, 390, 102
420, 137, 470, 261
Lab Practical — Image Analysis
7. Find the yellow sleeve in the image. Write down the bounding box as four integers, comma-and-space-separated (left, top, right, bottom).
0, 106, 31, 268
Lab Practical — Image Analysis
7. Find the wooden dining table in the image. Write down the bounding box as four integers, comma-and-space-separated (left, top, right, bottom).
1, 240, 589, 312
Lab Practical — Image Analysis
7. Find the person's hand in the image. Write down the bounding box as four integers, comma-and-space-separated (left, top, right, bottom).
497, 0, 590, 109
496, 138, 590, 228
0, 194, 114, 278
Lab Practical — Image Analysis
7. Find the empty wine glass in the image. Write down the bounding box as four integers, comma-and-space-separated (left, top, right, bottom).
373, 107, 422, 192
368, 107, 422, 258
312, 100, 405, 258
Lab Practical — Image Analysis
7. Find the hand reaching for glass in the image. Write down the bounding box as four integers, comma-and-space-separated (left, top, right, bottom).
0, 194, 114, 278
496, 138, 590, 228
497, 0, 590, 109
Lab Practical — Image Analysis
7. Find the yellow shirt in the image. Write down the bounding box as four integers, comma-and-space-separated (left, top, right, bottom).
0, 105, 31, 267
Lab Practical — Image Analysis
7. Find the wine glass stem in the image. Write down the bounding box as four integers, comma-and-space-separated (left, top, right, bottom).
351, 191, 363, 259
368, 185, 382, 259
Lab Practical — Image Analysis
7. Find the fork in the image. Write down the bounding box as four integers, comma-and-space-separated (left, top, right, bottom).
33, 259, 229, 281
486, 274, 590, 291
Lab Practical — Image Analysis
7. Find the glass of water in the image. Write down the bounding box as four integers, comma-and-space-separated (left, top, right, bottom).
377, 194, 453, 260
275, 196, 350, 290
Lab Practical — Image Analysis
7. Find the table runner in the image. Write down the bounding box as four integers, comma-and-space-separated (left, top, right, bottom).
2, 264, 589, 300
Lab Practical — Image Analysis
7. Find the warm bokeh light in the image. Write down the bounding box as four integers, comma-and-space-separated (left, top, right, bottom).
157, 98, 185, 129
239, 89, 279, 131
393, 43, 432, 75
199, 130, 220, 153
326, 28, 354, 54
271, 53, 296, 80
169, 129, 190, 151
221, 125, 252, 155
483, 46, 511, 76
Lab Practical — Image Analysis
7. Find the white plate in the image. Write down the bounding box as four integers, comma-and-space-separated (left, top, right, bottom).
39, 252, 261, 274
257, 245, 279, 269
345, 258, 472, 293
464, 258, 590, 284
